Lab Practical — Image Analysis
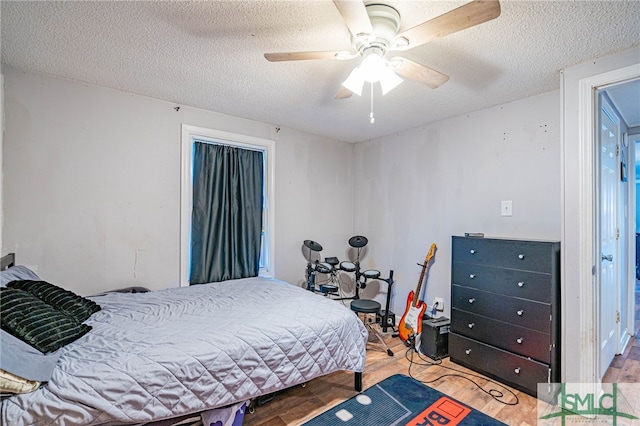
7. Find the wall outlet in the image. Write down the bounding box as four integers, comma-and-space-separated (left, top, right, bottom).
363, 313, 377, 324
432, 297, 444, 312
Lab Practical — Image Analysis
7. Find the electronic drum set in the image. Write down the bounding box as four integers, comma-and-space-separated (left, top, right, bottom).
304, 236, 371, 296
304, 235, 395, 338
303, 236, 396, 332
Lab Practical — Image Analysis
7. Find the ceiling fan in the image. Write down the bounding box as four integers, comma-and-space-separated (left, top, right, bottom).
264, 0, 501, 99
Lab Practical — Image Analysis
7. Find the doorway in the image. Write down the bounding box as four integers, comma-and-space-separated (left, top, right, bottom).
594, 78, 639, 379
561, 52, 640, 385
596, 83, 638, 378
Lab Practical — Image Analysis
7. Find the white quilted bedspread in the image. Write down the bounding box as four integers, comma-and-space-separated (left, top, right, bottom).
1, 277, 367, 425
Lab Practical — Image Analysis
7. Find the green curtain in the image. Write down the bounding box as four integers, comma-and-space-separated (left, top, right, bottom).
190, 142, 264, 284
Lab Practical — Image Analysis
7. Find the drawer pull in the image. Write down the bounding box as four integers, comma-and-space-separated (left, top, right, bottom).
516, 337, 523, 344
518, 254, 525, 260
514, 367, 521, 374
469, 274, 476, 279
468, 323, 475, 329
470, 249, 476, 254
465, 349, 472, 355
517, 281, 525, 287
517, 310, 524, 316
468, 298, 476, 304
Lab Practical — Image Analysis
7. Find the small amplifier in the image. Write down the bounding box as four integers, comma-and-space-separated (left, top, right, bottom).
378, 310, 396, 329
419, 316, 450, 360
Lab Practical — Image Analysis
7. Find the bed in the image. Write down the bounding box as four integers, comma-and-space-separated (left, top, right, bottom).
0, 253, 367, 425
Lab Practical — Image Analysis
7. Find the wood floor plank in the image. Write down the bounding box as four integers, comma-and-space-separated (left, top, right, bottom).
618, 358, 640, 383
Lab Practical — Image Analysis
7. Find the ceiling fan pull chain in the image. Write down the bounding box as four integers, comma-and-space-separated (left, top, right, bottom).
370, 83, 375, 124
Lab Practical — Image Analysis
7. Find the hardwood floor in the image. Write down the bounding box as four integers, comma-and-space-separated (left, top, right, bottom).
244, 320, 640, 426
602, 332, 640, 383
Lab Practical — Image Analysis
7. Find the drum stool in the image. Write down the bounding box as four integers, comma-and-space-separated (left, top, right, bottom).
350, 299, 393, 356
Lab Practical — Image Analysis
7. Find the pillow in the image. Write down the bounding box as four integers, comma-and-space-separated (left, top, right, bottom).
0, 287, 92, 354
0, 369, 40, 395
0, 330, 61, 382
7, 280, 101, 322
0, 265, 40, 287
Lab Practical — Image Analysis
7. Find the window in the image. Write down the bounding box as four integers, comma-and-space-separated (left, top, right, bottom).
180, 125, 275, 286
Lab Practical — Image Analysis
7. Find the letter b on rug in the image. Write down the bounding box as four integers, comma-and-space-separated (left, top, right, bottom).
406, 396, 471, 425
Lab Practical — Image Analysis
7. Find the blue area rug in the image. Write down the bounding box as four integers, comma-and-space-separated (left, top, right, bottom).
303, 374, 507, 426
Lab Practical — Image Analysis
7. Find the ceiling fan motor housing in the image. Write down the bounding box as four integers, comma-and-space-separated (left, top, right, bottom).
355, 4, 401, 55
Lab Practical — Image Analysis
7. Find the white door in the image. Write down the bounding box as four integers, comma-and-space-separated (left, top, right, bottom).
598, 94, 620, 378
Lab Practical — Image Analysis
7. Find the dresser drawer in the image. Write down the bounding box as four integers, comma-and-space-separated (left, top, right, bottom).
452, 285, 551, 333
449, 333, 549, 396
452, 262, 551, 302
452, 237, 559, 274
451, 309, 551, 363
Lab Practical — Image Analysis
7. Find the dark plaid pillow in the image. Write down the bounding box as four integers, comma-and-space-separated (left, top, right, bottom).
0, 287, 92, 354
7, 280, 101, 322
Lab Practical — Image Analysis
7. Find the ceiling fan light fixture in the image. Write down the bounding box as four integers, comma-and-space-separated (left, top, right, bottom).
361, 48, 403, 94
342, 67, 365, 96
379, 68, 403, 95
361, 50, 387, 83
342, 48, 403, 96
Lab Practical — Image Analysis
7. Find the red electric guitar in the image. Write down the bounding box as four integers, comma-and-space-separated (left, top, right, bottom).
398, 243, 437, 346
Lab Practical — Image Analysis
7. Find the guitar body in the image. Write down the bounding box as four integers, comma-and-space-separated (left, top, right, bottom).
398, 244, 437, 346
398, 290, 426, 342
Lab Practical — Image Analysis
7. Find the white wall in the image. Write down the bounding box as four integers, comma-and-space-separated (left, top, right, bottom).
272, 126, 354, 287
2, 65, 353, 295
352, 91, 562, 319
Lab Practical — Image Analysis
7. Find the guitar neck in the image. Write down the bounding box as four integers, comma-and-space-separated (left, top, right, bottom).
412, 261, 429, 308
412, 244, 436, 308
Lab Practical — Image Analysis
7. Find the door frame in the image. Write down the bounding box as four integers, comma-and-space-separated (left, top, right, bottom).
630, 134, 640, 337
563, 58, 640, 384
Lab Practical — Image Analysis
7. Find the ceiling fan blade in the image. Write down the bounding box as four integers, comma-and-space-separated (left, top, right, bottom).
391, 0, 501, 51
264, 51, 346, 62
390, 57, 450, 89
332, 0, 375, 44
335, 86, 353, 99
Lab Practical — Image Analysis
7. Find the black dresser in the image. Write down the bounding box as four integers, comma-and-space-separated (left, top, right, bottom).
449, 236, 560, 398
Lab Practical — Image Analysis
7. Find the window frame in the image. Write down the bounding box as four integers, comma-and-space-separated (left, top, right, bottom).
180, 124, 275, 286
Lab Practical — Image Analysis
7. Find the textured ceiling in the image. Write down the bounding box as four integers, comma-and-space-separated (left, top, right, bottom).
1, 0, 639, 143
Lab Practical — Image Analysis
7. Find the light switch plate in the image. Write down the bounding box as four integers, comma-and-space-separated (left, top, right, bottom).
501, 200, 513, 216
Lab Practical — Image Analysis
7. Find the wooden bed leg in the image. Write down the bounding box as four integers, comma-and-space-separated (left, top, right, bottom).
354, 372, 362, 392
